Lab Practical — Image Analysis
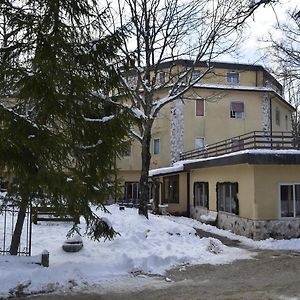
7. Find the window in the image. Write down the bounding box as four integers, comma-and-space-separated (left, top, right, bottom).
275, 107, 280, 126
125, 182, 139, 201
230, 102, 244, 119
195, 99, 204, 116
217, 182, 239, 215
280, 184, 300, 218
192, 70, 201, 81
194, 182, 209, 208
153, 138, 160, 155
123, 144, 131, 156
0, 178, 8, 193
285, 115, 289, 130
195, 137, 205, 149
226, 72, 239, 84
163, 175, 179, 204
159, 72, 165, 84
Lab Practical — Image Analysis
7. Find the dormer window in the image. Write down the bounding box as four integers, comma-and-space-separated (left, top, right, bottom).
226, 71, 239, 84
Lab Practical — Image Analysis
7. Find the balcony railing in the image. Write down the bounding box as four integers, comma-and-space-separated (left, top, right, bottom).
179, 131, 300, 161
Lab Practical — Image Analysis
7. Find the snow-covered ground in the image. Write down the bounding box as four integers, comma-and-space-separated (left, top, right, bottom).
167, 216, 300, 251
1, 205, 300, 298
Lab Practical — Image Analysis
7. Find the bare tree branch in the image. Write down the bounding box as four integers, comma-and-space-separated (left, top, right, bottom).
100, 0, 276, 217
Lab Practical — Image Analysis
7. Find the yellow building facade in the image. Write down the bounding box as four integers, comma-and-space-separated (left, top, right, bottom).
150, 151, 300, 240
117, 60, 295, 206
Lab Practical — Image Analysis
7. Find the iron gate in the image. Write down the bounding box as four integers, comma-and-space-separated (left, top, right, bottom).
0, 202, 32, 256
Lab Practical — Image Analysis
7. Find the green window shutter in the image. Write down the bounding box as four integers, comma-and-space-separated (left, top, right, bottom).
216, 182, 220, 211
205, 182, 209, 210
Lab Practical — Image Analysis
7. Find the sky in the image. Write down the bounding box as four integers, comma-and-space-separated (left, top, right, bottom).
234, 0, 299, 65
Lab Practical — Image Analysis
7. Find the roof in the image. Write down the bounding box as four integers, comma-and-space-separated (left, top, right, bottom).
157, 59, 282, 91
191, 83, 295, 111
149, 149, 300, 177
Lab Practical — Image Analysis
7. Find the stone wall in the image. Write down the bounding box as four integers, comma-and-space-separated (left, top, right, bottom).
170, 98, 184, 163
262, 93, 270, 132
190, 206, 217, 225
191, 208, 300, 240
217, 211, 300, 240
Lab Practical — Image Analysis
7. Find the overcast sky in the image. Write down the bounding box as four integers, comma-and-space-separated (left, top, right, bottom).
232, 0, 299, 65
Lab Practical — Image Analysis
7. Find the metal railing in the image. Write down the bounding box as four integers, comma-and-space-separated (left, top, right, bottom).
179, 131, 300, 161
0, 202, 32, 256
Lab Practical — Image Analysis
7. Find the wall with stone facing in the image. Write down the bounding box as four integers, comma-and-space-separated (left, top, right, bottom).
217, 211, 300, 240
190, 206, 217, 225
170, 98, 184, 164
190, 206, 208, 219
262, 93, 270, 132
191, 209, 300, 240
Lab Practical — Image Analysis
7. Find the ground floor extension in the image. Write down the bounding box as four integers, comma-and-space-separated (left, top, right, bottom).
150, 150, 300, 240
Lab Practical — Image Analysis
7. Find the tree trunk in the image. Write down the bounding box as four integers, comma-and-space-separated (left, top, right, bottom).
9, 195, 30, 255
152, 177, 160, 214
138, 126, 152, 218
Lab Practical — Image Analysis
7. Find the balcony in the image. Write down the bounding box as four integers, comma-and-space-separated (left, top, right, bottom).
179, 131, 300, 161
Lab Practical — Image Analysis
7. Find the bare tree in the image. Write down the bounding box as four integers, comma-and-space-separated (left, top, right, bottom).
285, 77, 300, 137
268, 7, 300, 135
102, 0, 276, 218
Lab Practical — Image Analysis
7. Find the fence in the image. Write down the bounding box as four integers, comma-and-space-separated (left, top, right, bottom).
179, 131, 300, 161
0, 202, 32, 256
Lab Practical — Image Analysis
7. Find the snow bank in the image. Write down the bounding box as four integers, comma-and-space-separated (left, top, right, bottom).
0, 205, 250, 298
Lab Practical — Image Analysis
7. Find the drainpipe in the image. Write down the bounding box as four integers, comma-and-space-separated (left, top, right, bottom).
269, 95, 273, 134
269, 95, 273, 149
186, 172, 190, 217
255, 70, 258, 87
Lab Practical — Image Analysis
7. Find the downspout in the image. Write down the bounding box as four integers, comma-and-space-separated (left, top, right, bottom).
255, 70, 258, 87
269, 95, 273, 149
186, 172, 190, 217
114, 156, 118, 203
269, 95, 273, 133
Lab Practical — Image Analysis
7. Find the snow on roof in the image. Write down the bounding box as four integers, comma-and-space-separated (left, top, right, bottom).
193, 82, 276, 92
131, 107, 146, 119
191, 83, 294, 109
84, 115, 114, 122
181, 148, 300, 164
149, 164, 184, 176
149, 149, 300, 176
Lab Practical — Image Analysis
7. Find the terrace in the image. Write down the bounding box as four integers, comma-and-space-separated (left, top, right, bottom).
179, 131, 300, 161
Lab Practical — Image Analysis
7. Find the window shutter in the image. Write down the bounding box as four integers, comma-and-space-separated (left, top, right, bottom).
196, 100, 204, 116
231, 102, 244, 112
205, 182, 209, 210
233, 182, 238, 194
216, 183, 220, 211
193, 182, 196, 207
162, 180, 166, 204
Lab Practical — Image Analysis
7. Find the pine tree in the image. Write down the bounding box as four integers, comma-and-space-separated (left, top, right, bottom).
0, 0, 131, 254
